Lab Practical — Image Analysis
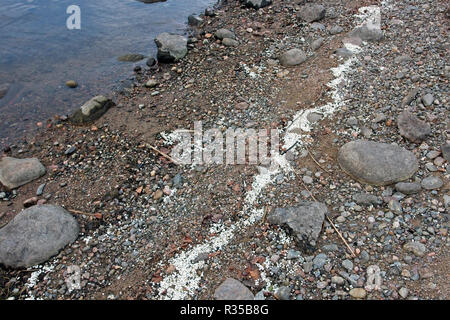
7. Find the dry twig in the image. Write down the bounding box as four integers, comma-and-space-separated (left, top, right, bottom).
145, 143, 180, 165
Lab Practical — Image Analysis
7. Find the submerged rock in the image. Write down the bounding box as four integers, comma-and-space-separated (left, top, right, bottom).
0, 205, 79, 268
0, 157, 46, 189
117, 54, 145, 62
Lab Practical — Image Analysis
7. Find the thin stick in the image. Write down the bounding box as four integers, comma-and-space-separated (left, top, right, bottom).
68, 209, 102, 219
146, 144, 180, 165
294, 170, 356, 258
306, 146, 330, 174
260, 206, 269, 225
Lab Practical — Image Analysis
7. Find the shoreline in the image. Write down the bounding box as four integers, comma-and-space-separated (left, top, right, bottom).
1, 0, 449, 301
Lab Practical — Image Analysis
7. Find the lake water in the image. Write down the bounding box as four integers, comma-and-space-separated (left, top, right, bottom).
0, 0, 216, 147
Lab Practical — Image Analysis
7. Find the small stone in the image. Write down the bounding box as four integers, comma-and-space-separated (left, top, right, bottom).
222, 38, 239, 47
330, 25, 343, 35
279, 49, 307, 67
215, 29, 235, 40
214, 278, 254, 300
422, 93, 434, 107
274, 286, 291, 300
298, 4, 326, 22
332, 276, 345, 285
311, 37, 324, 51
421, 176, 443, 190
65, 146, 77, 156
395, 182, 421, 195
342, 259, 354, 271
441, 144, 450, 162
23, 197, 38, 208
145, 79, 159, 88
397, 111, 431, 143
349, 288, 367, 299
153, 190, 164, 200
188, 14, 203, 26
399, 287, 409, 299
403, 241, 426, 257
0, 157, 46, 189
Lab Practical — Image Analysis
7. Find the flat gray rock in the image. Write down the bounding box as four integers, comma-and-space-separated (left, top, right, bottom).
338, 140, 418, 186
279, 49, 307, 66
421, 93, 434, 106
298, 4, 326, 23
70, 95, 114, 124
395, 182, 421, 195
222, 38, 239, 47
241, 0, 272, 9
154, 33, 187, 63
397, 111, 431, 143
268, 201, 327, 251
311, 37, 324, 51
0, 205, 79, 268
353, 193, 382, 205
441, 144, 450, 162
214, 278, 254, 300
348, 23, 383, 42
0, 157, 46, 189
421, 176, 443, 190
215, 28, 236, 40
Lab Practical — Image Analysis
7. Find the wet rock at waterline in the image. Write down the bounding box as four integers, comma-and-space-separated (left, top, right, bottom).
188, 14, 203, 26
241, 0, 272, 9
154, 33, 188, 63
214, 278, 254, 300
397, 111, 431, 143
337, 140, 418, 186
0, 157, 46, 190
69, 95, 115, 124
268, 202, 327, 251
117, 54, 145, 62
279, 49, 307, 66
0, 205, 79, 268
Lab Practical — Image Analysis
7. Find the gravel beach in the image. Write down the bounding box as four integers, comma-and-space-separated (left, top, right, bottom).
0, 0, 448, 300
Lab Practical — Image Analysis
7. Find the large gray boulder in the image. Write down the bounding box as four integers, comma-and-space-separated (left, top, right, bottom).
0, 157, 46, 189
397, 111, 431, 143
338, 140, 418, 186
279, 49, 307, 66
241, 0, 272, 9
268, 201, 327, 251
69, 95, 114, 124
0, 205, 79, 268
297, 4, 326, 23
154, 33, 188, 63
214, 278, 254, 300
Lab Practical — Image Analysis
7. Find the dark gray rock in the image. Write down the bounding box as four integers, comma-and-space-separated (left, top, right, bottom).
0, 157, 46, 189
441, 144, 450, 162
337, 140, 418, 186
222, 38, 239, 47
311, 37, 324, 51
274, 286, 291, 300
279, 49, 307, 66
154, 33, 188, 63
69, 95, 114, 125
298, 4, 326, 23
146, 56, 156, 67
395, 182, 421, 195
205, 7, 216, 17
268, 201, 327, 250
0, 205, 79, 268
330, 25, 343, 35
215, 28, 236, 40
241, 0, 272, 9
188, 14, 203, 26
421, 176, 443, 190
397, 111, 431, 143
214, 278, 254, 300
353, 193, 382, 206
348, 23, 383, 42
0, 83, 9, 99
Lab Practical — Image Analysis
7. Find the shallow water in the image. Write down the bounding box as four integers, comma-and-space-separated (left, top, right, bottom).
0, 0, 215, 146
